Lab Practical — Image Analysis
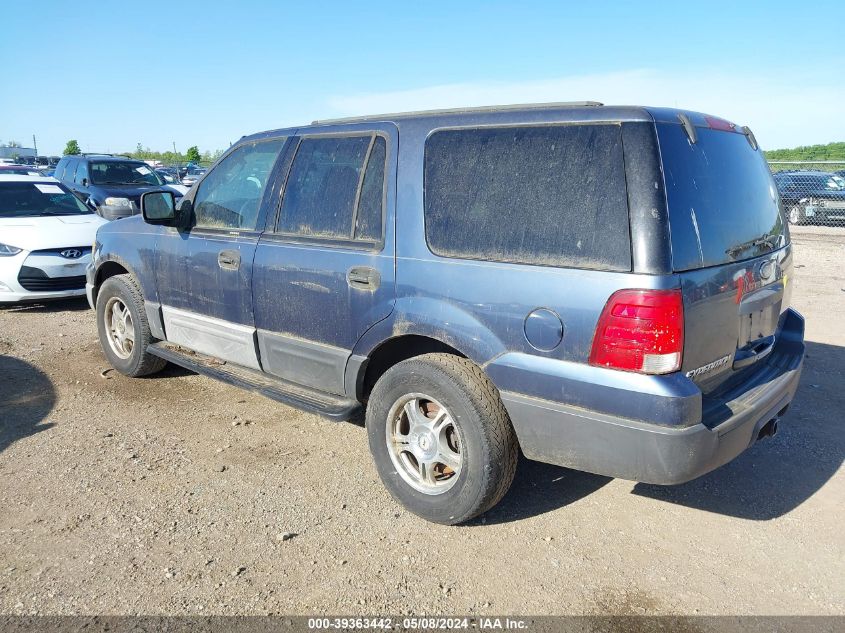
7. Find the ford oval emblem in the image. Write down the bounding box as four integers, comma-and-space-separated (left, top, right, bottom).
60, 249, 83, 259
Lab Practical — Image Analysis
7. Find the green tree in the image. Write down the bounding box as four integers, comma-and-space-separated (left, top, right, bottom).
64, 140, 81, 155
186, 146, 201, 163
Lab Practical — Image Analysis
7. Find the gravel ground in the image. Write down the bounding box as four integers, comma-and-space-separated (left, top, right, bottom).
0, 227, 842, 617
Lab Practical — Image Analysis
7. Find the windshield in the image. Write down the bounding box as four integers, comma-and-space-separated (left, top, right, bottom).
796, 174, 845, 191
0, 182, 93, 217
658, 123, 787, 271
89, 161, 164, 186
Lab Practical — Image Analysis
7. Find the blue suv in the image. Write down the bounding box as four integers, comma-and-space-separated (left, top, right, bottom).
86, 103, 805, 524
54, 154, 183, 220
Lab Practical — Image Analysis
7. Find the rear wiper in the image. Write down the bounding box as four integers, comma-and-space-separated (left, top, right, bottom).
725, 234, 780, 258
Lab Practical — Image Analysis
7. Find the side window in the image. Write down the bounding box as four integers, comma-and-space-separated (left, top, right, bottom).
355, 136, 386, 241
279, 134, 386, 242
54, 159, 68, 181
193, 138, 285, 231
424, 124, 631, 271
74, 161, 88, 184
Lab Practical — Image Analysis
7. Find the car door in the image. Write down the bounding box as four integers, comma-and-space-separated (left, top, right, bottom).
252, 124, 397, 395
155, 137, 288, 369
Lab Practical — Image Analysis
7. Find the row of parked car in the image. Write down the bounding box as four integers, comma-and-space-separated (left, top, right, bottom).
0, 155, 208, 302
771, 169, 845, 225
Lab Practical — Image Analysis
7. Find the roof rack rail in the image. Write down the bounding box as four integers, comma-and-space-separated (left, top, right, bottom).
79, 152, 133, 158
311, 101, 604, 126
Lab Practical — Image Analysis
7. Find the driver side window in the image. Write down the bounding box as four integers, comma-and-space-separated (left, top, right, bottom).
193, 138, 286, 230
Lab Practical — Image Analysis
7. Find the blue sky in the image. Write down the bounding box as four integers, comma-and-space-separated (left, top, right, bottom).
2, 1, 843, 155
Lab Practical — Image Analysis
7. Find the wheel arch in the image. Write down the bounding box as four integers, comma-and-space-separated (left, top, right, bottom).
354, 334, 468, 402
92, 259, 132, 306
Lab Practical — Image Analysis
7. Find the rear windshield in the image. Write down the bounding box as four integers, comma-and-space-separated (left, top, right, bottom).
657, 123, 786, 271
0, 182, 92, 217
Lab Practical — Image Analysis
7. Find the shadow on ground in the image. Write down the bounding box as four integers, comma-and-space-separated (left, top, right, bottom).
0, 297, 90, 314
632, 340, 844, 519
0, 355, 57, 455
475, 457, 612, 525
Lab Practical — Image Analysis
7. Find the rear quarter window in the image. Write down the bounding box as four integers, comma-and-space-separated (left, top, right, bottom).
657, 123, 787, 271
424, 124, 631, 271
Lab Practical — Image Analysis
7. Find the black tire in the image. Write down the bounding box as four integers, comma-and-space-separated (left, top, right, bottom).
366, 353, 518, 525
95, 274, 167, 377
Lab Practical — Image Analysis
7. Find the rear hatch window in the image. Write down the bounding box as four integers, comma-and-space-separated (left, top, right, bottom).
657, 120, 793, 394
657, 122, 787, 272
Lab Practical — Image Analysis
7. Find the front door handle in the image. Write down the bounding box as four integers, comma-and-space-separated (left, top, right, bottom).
347, 266, 380, 291
218, 249, 240, 271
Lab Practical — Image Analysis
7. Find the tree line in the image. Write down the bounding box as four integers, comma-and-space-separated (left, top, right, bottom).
61, 139, 222, 165
764, 141, 845, 161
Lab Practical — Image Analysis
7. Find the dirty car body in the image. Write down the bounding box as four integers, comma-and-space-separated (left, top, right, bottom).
87, 103, 805, 522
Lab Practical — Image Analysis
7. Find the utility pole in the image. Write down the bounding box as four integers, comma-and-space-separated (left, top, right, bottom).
32, 135, 38, 165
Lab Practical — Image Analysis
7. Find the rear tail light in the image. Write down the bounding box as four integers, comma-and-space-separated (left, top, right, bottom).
589, 289, 684, 374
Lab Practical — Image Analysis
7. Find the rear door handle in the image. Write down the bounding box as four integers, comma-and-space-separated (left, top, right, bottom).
347, 266, 380, 290
218, 249, 240, 270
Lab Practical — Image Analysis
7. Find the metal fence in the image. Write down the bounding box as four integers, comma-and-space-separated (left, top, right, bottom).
767, 161, 845, 228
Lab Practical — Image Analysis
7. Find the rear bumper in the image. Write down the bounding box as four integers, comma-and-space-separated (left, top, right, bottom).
496, 308, 805, 485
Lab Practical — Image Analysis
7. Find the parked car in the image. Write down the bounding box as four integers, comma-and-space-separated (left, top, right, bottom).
0, 175, 107, 303
0, 165, 45, 176
53, 154, 184, 220
773, 170, 845, 225
155, 169, 189, 195
180, 168, 206, 188
87, 103, 804, 524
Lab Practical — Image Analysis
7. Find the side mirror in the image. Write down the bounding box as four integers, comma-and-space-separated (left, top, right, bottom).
81, 178, 88, 187
141, 190, 176, 225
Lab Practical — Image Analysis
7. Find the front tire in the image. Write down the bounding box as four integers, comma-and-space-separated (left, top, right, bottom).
96, 274, 166, 377
366, 353, 518, 525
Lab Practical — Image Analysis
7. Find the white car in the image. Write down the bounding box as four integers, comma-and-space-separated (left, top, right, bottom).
0, 175, 107, 303
181, 169, 206, 188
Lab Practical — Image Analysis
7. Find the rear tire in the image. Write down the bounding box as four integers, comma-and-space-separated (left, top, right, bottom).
366, 353, 518, 525
96, 274, 166, 377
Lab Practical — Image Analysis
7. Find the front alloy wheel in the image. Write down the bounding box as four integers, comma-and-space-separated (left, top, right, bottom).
104, 296, 135, 359
788, 205, 805, 225
95, 273, 166, 377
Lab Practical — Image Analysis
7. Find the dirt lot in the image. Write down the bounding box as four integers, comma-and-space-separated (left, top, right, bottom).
0, 227, 843, 617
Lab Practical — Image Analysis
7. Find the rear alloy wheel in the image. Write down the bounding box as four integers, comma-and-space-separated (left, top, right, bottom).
366, 353, 518, 525
386, 393, 464, 495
